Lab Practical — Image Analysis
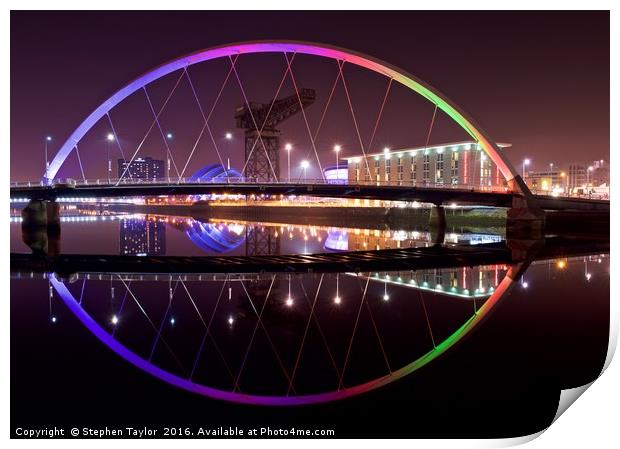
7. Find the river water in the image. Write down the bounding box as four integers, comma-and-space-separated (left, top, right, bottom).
10, 207, 609, 438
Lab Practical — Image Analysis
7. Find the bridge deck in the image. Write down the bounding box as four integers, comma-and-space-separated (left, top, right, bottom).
10, 182, 609, 211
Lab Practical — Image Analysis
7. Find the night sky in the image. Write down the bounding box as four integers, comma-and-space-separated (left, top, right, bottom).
10, 11, 609, 182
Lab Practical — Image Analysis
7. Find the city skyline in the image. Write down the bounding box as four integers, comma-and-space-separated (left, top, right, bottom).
10, 11, 609, 182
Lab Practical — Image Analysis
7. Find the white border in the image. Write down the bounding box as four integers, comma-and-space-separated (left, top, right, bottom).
3, 2, 617, 448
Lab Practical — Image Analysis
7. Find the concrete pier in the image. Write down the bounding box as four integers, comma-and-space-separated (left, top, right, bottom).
20, 200, 61, 256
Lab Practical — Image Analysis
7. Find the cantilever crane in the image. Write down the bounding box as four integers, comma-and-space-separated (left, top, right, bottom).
235, 88, 316, 182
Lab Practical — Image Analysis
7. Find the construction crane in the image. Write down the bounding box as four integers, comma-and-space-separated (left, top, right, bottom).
235, 88, 316, 182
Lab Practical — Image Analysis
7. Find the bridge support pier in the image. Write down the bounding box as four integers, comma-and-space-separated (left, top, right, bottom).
506, 196, 546, 238
506, 176, 546, 238
428, 205, 447, 245
21, 200, 61, 256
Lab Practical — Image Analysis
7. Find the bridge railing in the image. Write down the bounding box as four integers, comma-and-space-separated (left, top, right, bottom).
10, 176, 609, 199
13, 176, 511, 192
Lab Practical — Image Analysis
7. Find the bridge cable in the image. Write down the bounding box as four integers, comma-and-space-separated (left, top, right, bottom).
239, 279, 296, 394
189, 277, 235, 382
74, 144, 86, 182
142, 86, 182, 181
367, 77, 394, 157
360, 278, 392, 374
296, 59, 344, 181
338, 275, 371, 390
179, 66, 230, 182
284, 52, 326, 183
338, 61, 373, 183
287, 274, 325, 396
148, 279, 176, 362
233, 275, 277, 392
116, 69, 186, 185
105, 112, 132, 180
229, 55, 280, 182
118, 277, 188, 375
295, 274, 342, 380
312, 60, 344, 143
418, 289, 436, 349
239, 53, 297, 180
424, 105, 438, 151
111, 287, 130, 339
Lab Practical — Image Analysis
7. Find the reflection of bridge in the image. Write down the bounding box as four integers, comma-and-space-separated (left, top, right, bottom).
12, 235, 608, 406
11, 236, 608, 276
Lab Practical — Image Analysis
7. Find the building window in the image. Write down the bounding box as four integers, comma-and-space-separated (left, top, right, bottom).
480, 157, 491, 186
423, 154, 430, 183
436, 153, 444, 183
451, 152, 459, 184
411, 156, 417, 183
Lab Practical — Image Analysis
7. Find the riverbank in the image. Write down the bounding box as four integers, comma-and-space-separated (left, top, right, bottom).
98, 202, 509, 232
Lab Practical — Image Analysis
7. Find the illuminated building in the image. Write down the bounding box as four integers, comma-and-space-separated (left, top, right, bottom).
568, 164, 587, 191
117, 157, 165, 180
590, 160, 609, 186
359, 264, 506, 299
344, 141, 511, 187
525, 170, 565, 193
119, 218, 166, 255
346, 229, 502, 252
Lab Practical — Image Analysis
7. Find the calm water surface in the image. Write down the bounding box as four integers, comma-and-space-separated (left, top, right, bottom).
10, 207, 609, 438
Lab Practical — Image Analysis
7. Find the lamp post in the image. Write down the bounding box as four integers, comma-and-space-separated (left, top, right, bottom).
587, 166, 593, 197
522, 158, 530, 179
166, 132, 173, 183
44, 136, 52, 179
106, 133, 115, 183
285, 143, 292, 182
300, 160, 309, 182
334, 144, 342, 174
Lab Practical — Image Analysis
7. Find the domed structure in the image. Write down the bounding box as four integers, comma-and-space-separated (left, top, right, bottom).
189, 163, 242, 182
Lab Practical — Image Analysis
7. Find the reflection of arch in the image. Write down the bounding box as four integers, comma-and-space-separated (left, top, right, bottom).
45, 41, 524, 194
189, 163, 241, 182
50, 262, 526, 406
185, 220, 245, 254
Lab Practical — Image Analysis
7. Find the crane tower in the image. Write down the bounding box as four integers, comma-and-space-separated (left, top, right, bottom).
235, 88, 316, 182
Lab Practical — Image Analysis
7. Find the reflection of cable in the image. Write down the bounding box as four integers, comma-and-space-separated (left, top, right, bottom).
51, 266, 518, 405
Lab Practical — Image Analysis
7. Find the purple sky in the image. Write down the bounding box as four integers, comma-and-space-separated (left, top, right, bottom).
10, 11, 609, 181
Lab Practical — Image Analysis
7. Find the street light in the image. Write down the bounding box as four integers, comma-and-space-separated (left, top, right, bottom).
285, 143, 292, 182
44, 136, 52, 177
522, 158, 530, 179
106, 133, 115, 182
334, 144, 342, 171
300, 160, 309, 181
225, 132, 233, 140
165, 132, 173, 182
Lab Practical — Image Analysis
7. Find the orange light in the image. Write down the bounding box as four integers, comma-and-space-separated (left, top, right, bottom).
557, 260, 567, 269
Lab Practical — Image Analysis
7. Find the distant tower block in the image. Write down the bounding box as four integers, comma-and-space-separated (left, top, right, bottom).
235, 88, 316, 182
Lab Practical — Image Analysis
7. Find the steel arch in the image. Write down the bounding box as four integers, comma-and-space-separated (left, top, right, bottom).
46, 40, 524, 192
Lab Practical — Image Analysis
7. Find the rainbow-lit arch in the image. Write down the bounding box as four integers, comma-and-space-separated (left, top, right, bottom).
46, 40, 524, 192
